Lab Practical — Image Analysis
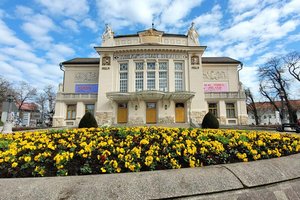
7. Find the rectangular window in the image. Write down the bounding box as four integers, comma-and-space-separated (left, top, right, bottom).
135, 72, 143, 91
208, 103, 218, 117
85, 104, 95, 115
147, 71, 155, 90
226, 103, 235, 118
175, 62, 184, 91
66, 105, 76, 120
120, 63, 128, 92
135, 62, 144, 91
159, 62, 168, 91
147, 62, 156, 90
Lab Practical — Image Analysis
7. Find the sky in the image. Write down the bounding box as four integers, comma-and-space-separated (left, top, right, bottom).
0, 0, 300, 99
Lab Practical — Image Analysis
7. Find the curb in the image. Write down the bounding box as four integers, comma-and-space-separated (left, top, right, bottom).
0, 153, 299, 200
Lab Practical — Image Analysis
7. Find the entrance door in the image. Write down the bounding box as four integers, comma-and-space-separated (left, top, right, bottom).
146, 102, 157, 123
175, 103, 185, 123
117, 103, 128, 123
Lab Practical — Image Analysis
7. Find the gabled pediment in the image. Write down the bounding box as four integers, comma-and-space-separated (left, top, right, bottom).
138, 28, 163, 44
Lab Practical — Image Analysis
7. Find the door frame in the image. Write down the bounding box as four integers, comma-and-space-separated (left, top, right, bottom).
175, 102, 185, 123
117, 102, 128, 123
146, 102, 157, 124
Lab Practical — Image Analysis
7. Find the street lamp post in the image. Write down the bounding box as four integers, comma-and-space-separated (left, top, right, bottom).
1, 94, 14, 134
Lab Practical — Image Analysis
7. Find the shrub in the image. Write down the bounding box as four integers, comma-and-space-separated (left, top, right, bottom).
78, 112, 98, 128
202, 112, 219, 129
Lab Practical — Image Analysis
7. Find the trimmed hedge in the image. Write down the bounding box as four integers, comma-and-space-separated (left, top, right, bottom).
78, 112, 98, 128
202, 112, 219, 129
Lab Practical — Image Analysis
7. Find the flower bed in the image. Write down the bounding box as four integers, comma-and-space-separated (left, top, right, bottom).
0, 127, 300, 178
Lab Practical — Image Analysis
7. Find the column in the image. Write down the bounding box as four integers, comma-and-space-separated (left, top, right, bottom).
76, 102, 85, 125
219, 100, 226, 125
169, 59, 175, 92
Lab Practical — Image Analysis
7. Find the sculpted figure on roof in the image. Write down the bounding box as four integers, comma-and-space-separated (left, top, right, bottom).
188, 22, 199, 45
102, 24, 114, 42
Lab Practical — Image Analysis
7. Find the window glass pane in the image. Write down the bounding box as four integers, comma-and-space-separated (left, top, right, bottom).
226, 103, 235, 118
147, 71, 155, 78
208, 103, 218, 117
147, 103, 156, 108
147, 62, 155, 70
120, 80, 128, 92
67, 105, 76, 119
159, 62, 168, 70
175, 63, 183, 70
136, 62, 144, 70
136, 72, 143, 78
85, 104, 95, 114
159, 71, 167, 78
147, 79, 155, 90
120, 73, 127, 79
120, 63, 128, 71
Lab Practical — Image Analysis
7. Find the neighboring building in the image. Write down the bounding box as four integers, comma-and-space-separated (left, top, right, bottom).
53, 24, 248, 127
1, 102, 41, 127
247, 100, 300, 125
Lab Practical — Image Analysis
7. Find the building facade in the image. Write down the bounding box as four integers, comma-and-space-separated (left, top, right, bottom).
53, 24, 248, 127
247, 100, 300, 125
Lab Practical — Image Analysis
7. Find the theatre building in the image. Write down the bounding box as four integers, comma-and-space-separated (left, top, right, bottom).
53, 24, 248, 127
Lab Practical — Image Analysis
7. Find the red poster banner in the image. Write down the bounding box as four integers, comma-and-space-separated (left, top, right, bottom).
204, 82, 228, 92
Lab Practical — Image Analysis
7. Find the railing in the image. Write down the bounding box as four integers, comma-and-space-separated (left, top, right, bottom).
205, 91, 246, 99
56, 93, 98, 100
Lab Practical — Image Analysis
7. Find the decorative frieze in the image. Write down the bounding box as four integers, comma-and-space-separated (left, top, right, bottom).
203, 70, 227, 80
75, 72, 98, 83
114, 53, 187, 61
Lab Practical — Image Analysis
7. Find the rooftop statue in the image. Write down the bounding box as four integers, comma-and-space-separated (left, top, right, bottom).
187, 22, 199, 45
102, 24, 114, 42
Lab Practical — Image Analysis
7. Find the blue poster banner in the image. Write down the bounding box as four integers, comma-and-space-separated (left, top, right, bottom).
75, 84, 98, 93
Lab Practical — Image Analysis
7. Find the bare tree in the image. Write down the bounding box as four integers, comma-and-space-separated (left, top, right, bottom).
0, 76, 13, 103
258, 57, 296, 123
14, 81, 37, 111
283, 51, 300, 82
245, 88, 260, 125
43, 85, 56, 126
36, 92, 47, 126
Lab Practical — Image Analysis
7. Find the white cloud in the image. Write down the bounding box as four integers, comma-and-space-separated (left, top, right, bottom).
63, 19, 79, 33
35, 0, 89, 19
21, 14, 57, 46
15, 5, 34, 17
240, 66, 260, 96
81, 18, 97, 31
160, 0, 203, 25
95, 0, 201, 31
0, 20, 31, 50
281, 0, 300, 16
193, 4, 222, 36
46, 44, 75, 64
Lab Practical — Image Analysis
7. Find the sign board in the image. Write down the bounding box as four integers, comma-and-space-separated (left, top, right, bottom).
75, 84, 98, 93
1, 102, 18, 112
204, 82, 228, 92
